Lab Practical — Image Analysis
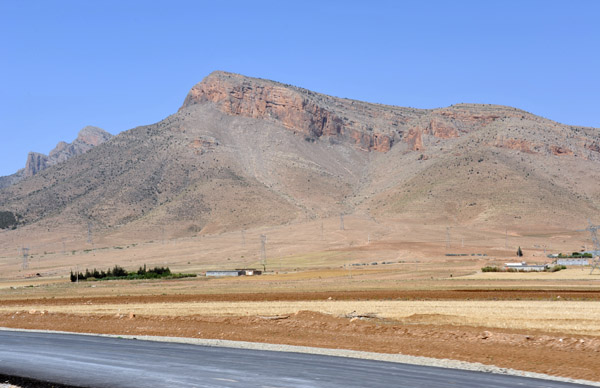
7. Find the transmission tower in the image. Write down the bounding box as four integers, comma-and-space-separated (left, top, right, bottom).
260, 234, 267, 272
21, 247, 29, 270
579, 220, 600, 274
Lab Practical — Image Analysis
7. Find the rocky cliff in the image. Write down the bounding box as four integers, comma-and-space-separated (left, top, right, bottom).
180, 71, 530, 153
25, 126, 112, 177
0, 126, 113, 188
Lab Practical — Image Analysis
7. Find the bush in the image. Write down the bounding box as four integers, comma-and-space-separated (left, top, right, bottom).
0, 211, 18, 229
547, 265, 566, 272
481, 266, 501, 272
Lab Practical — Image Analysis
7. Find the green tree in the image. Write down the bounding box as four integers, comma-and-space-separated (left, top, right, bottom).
0, 211, 17, 229
517, 246, 523, 257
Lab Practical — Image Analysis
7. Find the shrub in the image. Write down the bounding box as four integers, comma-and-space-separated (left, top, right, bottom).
547, 265, 567, 272
0, 211, 18, 229
481, 266, 501, 272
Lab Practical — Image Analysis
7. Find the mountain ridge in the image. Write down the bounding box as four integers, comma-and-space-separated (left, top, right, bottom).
180, 71, 599, 160
0, 126, 112, 189
0, 71, 598, 243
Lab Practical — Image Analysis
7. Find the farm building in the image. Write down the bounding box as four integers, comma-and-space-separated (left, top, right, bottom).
504, 262, 548, 272
205, 270, 243, 277
237, 269, 262, 276
555, 258, 589, 266
205, 269, 262, 277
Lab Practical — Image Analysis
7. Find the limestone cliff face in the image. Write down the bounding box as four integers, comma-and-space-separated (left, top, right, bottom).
25, 152, 49, 177
181, 71, 394, 151
180, 72, 514, 153
179, 71, 600, 163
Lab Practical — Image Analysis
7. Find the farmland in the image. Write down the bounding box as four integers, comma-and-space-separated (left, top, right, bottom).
0, 215, 599, 381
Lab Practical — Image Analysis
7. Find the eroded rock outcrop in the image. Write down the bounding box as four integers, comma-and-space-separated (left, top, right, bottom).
180, 72, 513, 153
179, 71, 600, 162
181, 72, 395, 151
25, 152, 49, 177
8, 126, 113, 183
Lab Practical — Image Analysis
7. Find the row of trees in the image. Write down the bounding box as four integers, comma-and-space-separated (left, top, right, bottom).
70, 264, 171, 282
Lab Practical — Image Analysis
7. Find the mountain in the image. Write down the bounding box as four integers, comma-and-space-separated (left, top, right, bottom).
0, 126, 112, 189
0, 71, 598, 241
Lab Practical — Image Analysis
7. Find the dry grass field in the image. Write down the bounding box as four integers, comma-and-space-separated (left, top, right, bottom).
2, 300, 599, 336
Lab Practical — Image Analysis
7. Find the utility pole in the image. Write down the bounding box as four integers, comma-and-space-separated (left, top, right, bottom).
260, 234, 267, 272
505, 228, 508, 250
242, 229, 246, 247
21, 247, 29, 270
446, 227, 450, 249
340, 214, 344, 231
320, 222, 324, 241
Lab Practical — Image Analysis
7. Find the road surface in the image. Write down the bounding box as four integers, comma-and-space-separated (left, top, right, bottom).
0, 330, 592, 387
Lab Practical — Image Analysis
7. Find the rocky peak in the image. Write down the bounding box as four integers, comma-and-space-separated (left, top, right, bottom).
180, 71, 398, 151
23, 126, 113, 178
24, 152, 49, 177
76, 126, 112, 146
180, 72, 512, 152
179, 72, 600, 161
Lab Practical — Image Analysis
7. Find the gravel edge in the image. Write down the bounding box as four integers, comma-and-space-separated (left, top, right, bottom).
1, 327, 599, 387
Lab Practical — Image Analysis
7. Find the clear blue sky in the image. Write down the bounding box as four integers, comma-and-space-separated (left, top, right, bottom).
1, 0, 598, 176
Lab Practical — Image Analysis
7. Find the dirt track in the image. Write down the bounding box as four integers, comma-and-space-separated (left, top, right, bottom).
3, 289, 600, 306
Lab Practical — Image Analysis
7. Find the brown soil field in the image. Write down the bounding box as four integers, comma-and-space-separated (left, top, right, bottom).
2, 289, 600, 305
2, 308, 599, 382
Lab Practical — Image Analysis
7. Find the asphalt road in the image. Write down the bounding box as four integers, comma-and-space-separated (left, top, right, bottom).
0, 330, 593, 388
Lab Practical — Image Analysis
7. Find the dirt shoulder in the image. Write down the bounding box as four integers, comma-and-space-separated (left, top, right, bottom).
1, 310, 599, 382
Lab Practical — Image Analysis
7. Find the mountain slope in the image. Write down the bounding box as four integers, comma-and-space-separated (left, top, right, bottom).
0, 71, 598, 241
